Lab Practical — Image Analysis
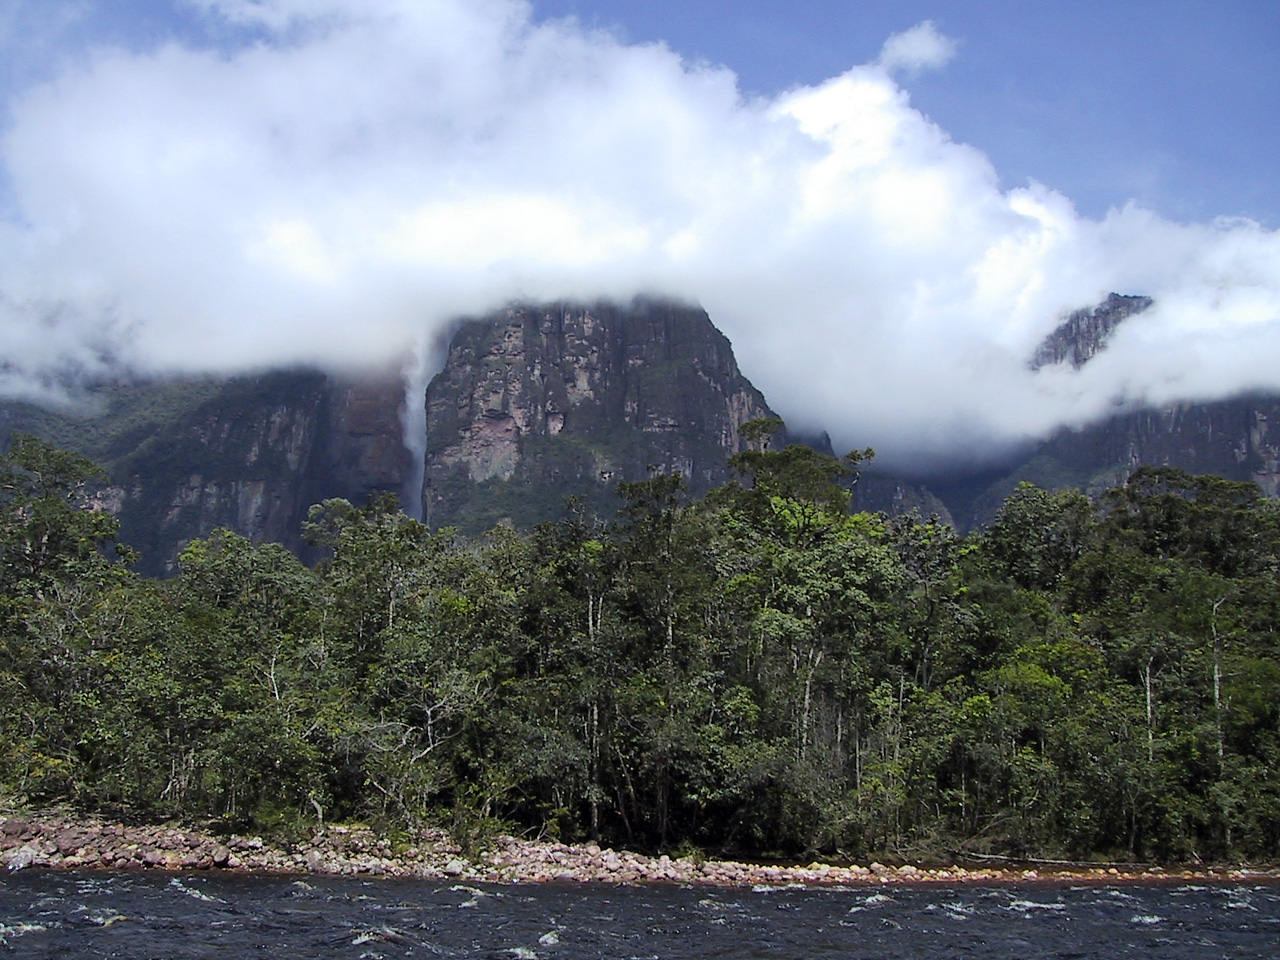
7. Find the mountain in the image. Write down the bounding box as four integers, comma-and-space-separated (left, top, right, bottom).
4, 292, 1280, 566
939, 394, 1280, 529
1028, 292, 1153, 370
423, 298, 778, 533
0, 297, 782, 569
0, 370, 414, 574
909, 294, 1280, 528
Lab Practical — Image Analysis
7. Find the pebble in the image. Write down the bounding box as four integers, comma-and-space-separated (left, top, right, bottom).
0, 813, 1248, 888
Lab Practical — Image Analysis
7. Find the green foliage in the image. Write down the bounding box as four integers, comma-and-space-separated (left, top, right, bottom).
4, 434, 1280, 864
0, 433, 120, 594
982, 483, 1096, 591
724, 418, 875, 525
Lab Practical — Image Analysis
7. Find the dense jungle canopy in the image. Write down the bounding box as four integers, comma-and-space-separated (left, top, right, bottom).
3, 429, 1279, 863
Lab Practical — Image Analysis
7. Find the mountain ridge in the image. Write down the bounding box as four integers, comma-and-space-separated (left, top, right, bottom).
2, 293, 1279, 567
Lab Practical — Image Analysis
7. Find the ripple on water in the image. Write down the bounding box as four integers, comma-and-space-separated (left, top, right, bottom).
74, 875, 124, 896
1223, 888, 1258, 911
6, 871, 1280, 958
1006, 898, 1068, 915
350, 924, 408, 945
169, 876, 226, 904
74, 906, 128, 927
1101, 888, 1142, 903
750, 882, 806, 894
1130, 914, 1165, 925
0, 921, 48, 946
925, 899, 975, 922
846, 891, 896, 913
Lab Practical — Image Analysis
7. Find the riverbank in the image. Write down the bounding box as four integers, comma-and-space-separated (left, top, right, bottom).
2, 812, 1275, 886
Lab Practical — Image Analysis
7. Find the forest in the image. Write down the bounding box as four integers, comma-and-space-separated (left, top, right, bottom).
2, 424, 1279, 865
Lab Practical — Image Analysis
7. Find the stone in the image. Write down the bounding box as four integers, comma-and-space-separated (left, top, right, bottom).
3, 844, 39, 870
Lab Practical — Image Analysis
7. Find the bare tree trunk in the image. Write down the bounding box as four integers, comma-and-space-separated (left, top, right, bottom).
1141, 656, 1155, 763
1212, 595, 1227, 762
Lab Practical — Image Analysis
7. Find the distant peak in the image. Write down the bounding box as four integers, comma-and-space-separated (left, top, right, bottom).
1030, 293, 1153, 371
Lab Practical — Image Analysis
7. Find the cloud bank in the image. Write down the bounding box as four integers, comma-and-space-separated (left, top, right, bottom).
2, 0, 1279, 470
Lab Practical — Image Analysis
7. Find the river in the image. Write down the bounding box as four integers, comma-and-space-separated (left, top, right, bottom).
2, 870, 1278, 958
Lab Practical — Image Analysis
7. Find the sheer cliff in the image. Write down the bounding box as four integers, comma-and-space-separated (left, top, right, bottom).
0, 297, 782, 566
1022, 294, 1280, 497
0, 369, 413, 574
1029, 293, 1154, 370
947, 394, 1280, 529
424, 299, 778, 532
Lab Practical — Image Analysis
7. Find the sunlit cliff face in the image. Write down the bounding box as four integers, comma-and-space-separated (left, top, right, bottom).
3, 0, 1280, 471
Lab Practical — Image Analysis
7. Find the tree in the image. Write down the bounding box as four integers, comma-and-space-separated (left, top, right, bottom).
723, 418, 874, 533
0, 433, 121, 597
981, 482, 1096, 592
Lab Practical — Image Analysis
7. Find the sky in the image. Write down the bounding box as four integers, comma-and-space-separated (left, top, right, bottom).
1, 0, 1279, 472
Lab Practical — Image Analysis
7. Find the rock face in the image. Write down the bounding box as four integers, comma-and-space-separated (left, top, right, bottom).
424, 299, 777, 532
1, 369, 414, 575
117, 370, 413, 573
950, 395, 1280, 527
6, 290, 1280, 560
1029, 293, 1153, 370
851, 474, 956, 527
0, 297, 780, 566
929, 294, 1280, 528
123, 371, 413, 572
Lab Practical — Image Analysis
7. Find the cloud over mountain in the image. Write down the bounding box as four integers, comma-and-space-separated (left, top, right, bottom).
2, 0, 1279, 470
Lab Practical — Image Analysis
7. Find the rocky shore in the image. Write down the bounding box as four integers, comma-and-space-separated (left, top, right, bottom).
2, 813, 1274, 886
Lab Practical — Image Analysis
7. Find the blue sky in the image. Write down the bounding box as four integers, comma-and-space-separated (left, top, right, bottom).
1, 0, 1279, 468
7, 0, 1273, 224
536, 0, 1280, 226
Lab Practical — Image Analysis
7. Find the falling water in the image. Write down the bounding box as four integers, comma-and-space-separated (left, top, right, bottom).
398, 333, 436, 521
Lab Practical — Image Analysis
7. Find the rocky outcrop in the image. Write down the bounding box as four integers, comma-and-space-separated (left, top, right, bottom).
2, 298, 783, 565
1030, 293, 1153, 370
424, 299, 778, 532
859, 293, 1280, 530
6, 290, 1278, 556
1, 298, 782, 562
946, 394, 1280, 528
926, 291, 1280, 528
1034, 396, 1280, 497
851, 474, 955, 526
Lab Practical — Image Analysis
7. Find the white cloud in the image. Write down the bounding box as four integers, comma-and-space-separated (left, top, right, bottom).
1, 1, 1279, 471
875, 21, 957, 76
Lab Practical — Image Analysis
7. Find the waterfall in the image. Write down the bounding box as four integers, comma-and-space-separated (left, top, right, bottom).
399, 334, 434, 521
